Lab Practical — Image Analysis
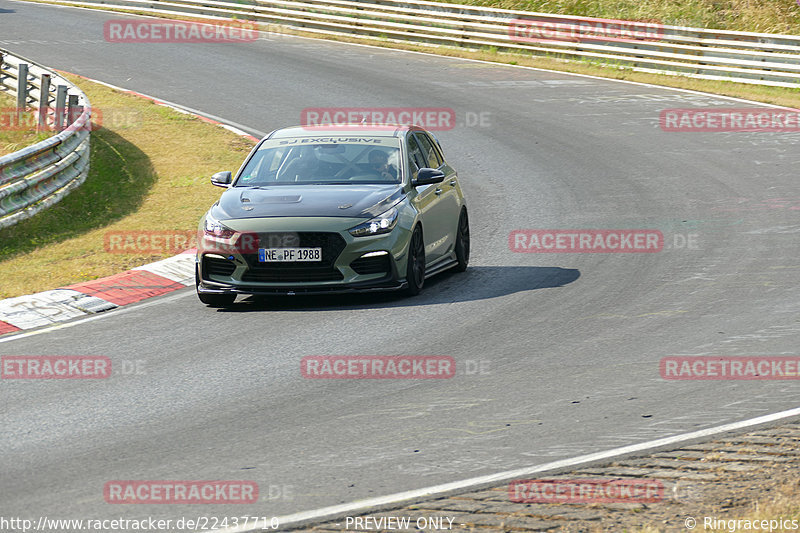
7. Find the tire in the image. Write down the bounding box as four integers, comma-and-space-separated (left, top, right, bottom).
196, 265, 236, 307
454, 208, 470, 272
404, 226, 425, 296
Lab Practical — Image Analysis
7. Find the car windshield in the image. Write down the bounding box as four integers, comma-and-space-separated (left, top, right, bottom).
235, 137, 402, 186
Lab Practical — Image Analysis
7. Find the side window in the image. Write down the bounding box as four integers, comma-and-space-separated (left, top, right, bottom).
407, 134, 429, 174
414, 133, 442, 168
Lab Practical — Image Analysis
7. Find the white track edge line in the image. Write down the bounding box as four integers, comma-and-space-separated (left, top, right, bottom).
4, 9, 799, 527
2, 0, 792, 336
0, 289, 194, 344
213, 406, 800, 532
13, 0, 800, 111
82, 74, 267, 138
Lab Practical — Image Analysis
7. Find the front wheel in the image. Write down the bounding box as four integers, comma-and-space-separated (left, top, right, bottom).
454, 208, 469, 272
404, 226, 425, 296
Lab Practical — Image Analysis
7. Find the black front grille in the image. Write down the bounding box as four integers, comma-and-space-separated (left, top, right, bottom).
204, 256, 236, 277
350, 254, 391, 275
241, 232, 346, 283
241, 267, 344, 282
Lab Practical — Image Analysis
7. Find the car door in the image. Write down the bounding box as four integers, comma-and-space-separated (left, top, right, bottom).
406, 131, 449, 263
414, 131, 462, 258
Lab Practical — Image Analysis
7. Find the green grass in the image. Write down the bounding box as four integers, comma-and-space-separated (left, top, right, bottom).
0, 75, 255, 299
0, 92, 54, 156
263, 25, 800, 110
3, 1, 799, 300
431, 0, 800, 35
23, 1, 800, 110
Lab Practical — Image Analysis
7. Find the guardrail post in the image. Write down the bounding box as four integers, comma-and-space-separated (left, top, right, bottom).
0, 53, 4, 115
0, 48, 92, 230
37, 74, 51, 133
55, 85, 68, 131
67, 94, 80, 129
17, 63, 29, 121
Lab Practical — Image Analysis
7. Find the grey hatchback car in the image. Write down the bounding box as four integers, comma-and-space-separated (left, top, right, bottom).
196, 124, 469, 306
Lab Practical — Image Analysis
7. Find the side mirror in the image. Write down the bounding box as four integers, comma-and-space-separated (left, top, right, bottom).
412, 168, 445, 187
211, 171, 232, 188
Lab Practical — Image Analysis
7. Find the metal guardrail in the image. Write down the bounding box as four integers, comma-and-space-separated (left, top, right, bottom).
37, 0, 800, 88
1, 0, 792, 231
0, 50, 91, 229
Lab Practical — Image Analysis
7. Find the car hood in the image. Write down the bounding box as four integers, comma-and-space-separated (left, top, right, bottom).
212, 184, 405, 220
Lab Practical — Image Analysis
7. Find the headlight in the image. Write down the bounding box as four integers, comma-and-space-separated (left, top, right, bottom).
348, 206, 399, 237
203, 214, 236, 239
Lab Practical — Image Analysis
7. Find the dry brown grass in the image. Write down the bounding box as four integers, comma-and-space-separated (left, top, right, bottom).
429, 0, 800, 34
0, 75, 255, 298
0, 92, 54, 156
632, 481, 800, 532
3, 2, 799, 300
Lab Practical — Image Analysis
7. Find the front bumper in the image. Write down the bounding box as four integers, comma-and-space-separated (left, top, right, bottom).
196, 217, 412, 296
196, 276, 407, 297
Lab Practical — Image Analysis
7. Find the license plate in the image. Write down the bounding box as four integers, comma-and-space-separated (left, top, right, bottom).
258, 247, 322, 262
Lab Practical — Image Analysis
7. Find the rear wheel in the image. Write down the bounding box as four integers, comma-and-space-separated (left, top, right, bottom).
454, 208, 470, 272
404, 226, 425, 296
196, 265, 236, 307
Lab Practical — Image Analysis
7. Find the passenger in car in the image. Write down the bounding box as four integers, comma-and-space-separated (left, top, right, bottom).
368, 149, 398, 181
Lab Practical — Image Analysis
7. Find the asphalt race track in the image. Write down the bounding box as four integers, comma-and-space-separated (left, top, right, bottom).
1, 0, 799, 527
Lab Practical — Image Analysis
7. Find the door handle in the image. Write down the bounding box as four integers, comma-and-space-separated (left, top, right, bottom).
449, 180, 456, 187
435, 188, 443, 195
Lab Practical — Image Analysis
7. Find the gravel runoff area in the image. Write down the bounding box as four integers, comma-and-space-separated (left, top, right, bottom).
289, 423, 800, 532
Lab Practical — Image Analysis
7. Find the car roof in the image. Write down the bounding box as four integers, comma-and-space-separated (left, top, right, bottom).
268, 124, 427, 139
